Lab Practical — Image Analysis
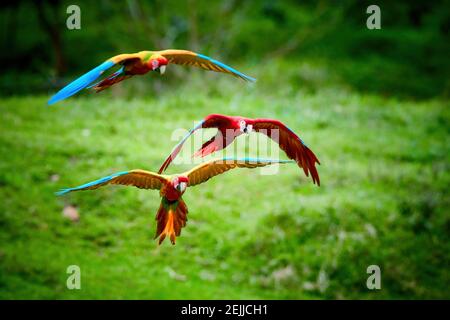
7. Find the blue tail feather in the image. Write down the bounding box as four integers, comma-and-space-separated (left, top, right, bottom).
48, 60, 115, 105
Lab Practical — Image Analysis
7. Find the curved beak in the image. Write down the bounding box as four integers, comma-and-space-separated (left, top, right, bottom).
176, 182, 187, 192
159, 65, 166, 74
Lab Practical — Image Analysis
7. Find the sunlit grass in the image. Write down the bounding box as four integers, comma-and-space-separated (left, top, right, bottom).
0, 64, 448, 299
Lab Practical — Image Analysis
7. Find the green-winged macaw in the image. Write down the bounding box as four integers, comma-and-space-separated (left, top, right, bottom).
56, 158, 292, 245
158, 114, 321, 185
48, 50, 255, 105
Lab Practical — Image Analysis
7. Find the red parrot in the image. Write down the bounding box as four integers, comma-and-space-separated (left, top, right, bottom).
48, 49, 256, 105
56, 158, 292, 245
158, 114, 321, 185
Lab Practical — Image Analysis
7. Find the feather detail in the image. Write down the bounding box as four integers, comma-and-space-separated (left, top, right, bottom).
196, 54, 256, 82
185, 158, 294, 187
193, 136, 220, 157
55, 171, 129, 195
55, 170, 167, 195
158, 120, 205, 174
90, 68, 131, 92
252, 119, 321, 185
48, 60, 115, 105
158, 49, 256, 82
155, 197, 188, 245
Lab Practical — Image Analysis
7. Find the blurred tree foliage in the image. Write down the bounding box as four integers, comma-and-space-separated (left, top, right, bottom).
0, 0, 449, 98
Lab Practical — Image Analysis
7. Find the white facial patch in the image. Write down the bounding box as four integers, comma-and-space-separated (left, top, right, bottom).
239, 120, 246, 132
151, 60, 159, 70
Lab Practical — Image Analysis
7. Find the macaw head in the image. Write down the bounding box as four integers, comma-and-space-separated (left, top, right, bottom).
236, 118, 253, 134
149, 56, 169, 74
172, 176, 188, 194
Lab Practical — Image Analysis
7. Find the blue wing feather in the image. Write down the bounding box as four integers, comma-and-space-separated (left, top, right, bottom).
56, 171, 129, 196
171, 119, 205, 154
196, 54, 256, 82
48, 60, 115, 105
158, 119, 205, 173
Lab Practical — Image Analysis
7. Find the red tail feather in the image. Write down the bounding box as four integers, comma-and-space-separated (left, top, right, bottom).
154, 198, 188, 245
92, 75, 131, 92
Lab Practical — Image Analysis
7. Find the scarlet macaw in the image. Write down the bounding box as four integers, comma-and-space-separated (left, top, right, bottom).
158, 114, 321, 185
56, 158, 292, 245
47, 50, 256, 105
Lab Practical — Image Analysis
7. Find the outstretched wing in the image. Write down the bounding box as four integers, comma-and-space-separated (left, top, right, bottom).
184, 158, 294, 187
48, 53, 144, 105
158, 49, 256, 82
252, 119, 321, 185
158, 114, 234, 174
56, 170, 168, 195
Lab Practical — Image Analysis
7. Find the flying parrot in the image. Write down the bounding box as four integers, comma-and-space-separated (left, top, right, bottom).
158, 114, 321, 185
56, 158, 292, 245
48, 50, 256, 105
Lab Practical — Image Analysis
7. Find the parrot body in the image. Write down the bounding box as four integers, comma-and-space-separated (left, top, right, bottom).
48, 50, 255, 105
159, 114, 321, 185
57, 158, 292, 244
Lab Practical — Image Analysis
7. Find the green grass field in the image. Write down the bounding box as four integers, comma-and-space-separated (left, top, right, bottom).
0, 63, 448, 299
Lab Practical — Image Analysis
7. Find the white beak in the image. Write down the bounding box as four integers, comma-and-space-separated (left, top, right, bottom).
179, 182, 187, 192
159, 65, 166, 74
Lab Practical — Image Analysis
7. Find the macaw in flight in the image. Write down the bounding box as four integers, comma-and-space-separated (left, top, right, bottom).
56, 158, 292, 245
158, 114, 321, 185
48, 49, 256, 105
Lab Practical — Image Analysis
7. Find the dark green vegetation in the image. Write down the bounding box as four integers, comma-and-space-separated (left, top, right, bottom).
0, 1, 449, 299
1, 0, 449, 99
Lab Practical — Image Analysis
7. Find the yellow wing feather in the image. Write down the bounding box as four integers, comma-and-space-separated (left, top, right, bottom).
109, 51, 151, 65
57, 170, 169, 195
157, 49, 255, 81
184, 158, 293, 187
112, 170, 168, 189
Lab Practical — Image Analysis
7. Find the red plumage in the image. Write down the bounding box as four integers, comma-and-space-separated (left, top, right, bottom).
155, 198, 188, 245
159, 114, 321, 185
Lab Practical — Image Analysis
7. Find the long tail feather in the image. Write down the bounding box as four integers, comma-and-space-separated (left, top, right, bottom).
48, 60, 115, 105
154, 198, 188, 245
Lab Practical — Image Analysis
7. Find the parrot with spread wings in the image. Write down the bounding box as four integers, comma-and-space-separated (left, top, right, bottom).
48, 50, 256, 105
56, 158, 292, 245
158, 114, 321, 185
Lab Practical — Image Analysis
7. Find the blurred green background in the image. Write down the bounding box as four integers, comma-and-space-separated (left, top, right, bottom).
0, 0, 449, 299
